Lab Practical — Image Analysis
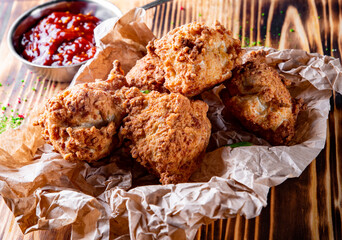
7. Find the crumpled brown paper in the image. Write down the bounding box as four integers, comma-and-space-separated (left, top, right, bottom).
73, 8, 155, 85
1, 8, 342, 240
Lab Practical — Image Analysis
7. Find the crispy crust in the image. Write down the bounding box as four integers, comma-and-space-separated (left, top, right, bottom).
126, 54, 168, 93
222, 50, 302, 145
126, 21, 244, 97
120, 88, 212, 184
35, 61, 129, 162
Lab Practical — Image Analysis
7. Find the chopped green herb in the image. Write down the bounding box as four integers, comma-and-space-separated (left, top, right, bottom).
0, 115, 25, 134
0, 83, 2, 87
21, 80, 24, 83
318, 16, 321, 19
44, 87, 47, 90
0, 116, 8, 133
243, 36, 251, 46
280, 10, 284, 14
1, 106, 6, 111
140, 90, 151, 94
228, 142, 253, 148
261, 12, 265, 16
290, 28, 295, 32
278, 33, 281, 36
198, 13, 202, 17
32, 87, 36, 91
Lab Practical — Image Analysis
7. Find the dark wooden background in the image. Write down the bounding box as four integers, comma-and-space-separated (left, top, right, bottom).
0, 0, 341, 239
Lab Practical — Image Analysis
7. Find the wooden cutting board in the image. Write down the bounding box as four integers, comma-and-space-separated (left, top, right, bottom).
0, 0, 341, 239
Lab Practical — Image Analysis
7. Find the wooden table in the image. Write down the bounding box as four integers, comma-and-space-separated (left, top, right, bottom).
0, 0, 341, 239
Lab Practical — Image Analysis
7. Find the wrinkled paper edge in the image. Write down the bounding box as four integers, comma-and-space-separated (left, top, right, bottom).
0, 9, 341, 240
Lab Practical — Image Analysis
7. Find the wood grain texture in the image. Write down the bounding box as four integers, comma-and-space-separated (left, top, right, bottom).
0, 0, 341, 239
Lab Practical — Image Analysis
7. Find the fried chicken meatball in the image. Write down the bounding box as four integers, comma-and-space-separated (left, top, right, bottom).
35, 61, 128, 162
126, 21, 244, 97
120, 88, 211, 184
221, 51, 302, 145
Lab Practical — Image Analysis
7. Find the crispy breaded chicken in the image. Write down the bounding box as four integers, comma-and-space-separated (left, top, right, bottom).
126, 21, 244, 97
35, 61, 128, 162
126, 54, 168, 93
120, 88, 211, 184
221, 51, 302, 145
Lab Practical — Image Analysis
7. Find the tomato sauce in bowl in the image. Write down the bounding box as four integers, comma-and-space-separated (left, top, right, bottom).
21, 11, 100, 66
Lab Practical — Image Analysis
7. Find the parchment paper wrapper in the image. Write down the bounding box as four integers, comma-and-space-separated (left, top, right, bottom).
1, 8, 342, 240
73, 8, 155, 86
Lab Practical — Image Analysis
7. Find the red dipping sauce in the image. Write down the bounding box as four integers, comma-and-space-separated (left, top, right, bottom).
21, 12, 100, 66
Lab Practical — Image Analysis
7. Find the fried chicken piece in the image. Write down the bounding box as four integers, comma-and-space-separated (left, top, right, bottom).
35, 61, 128, 162
126, 54, 169, 93
120, 88, 211, 184
126, 21, 244, 97
221, 51, 302, 145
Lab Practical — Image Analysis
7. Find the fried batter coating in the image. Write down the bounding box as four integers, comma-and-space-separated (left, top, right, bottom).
126, 21, 244, 97
35, 61, 128, 162
222, 51, 302, 145
120, 88, 211, 184
126, 54, 168, 93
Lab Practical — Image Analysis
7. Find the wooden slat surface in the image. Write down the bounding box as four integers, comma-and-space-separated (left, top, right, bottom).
0, 0, 341, 239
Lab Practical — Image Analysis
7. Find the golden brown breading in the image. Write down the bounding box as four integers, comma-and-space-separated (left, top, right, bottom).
126, 54, 169, 93
222, 51, 302, 145
120, 88, 211, 184
35, 61, 128, 162
126, 21, 244, 97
